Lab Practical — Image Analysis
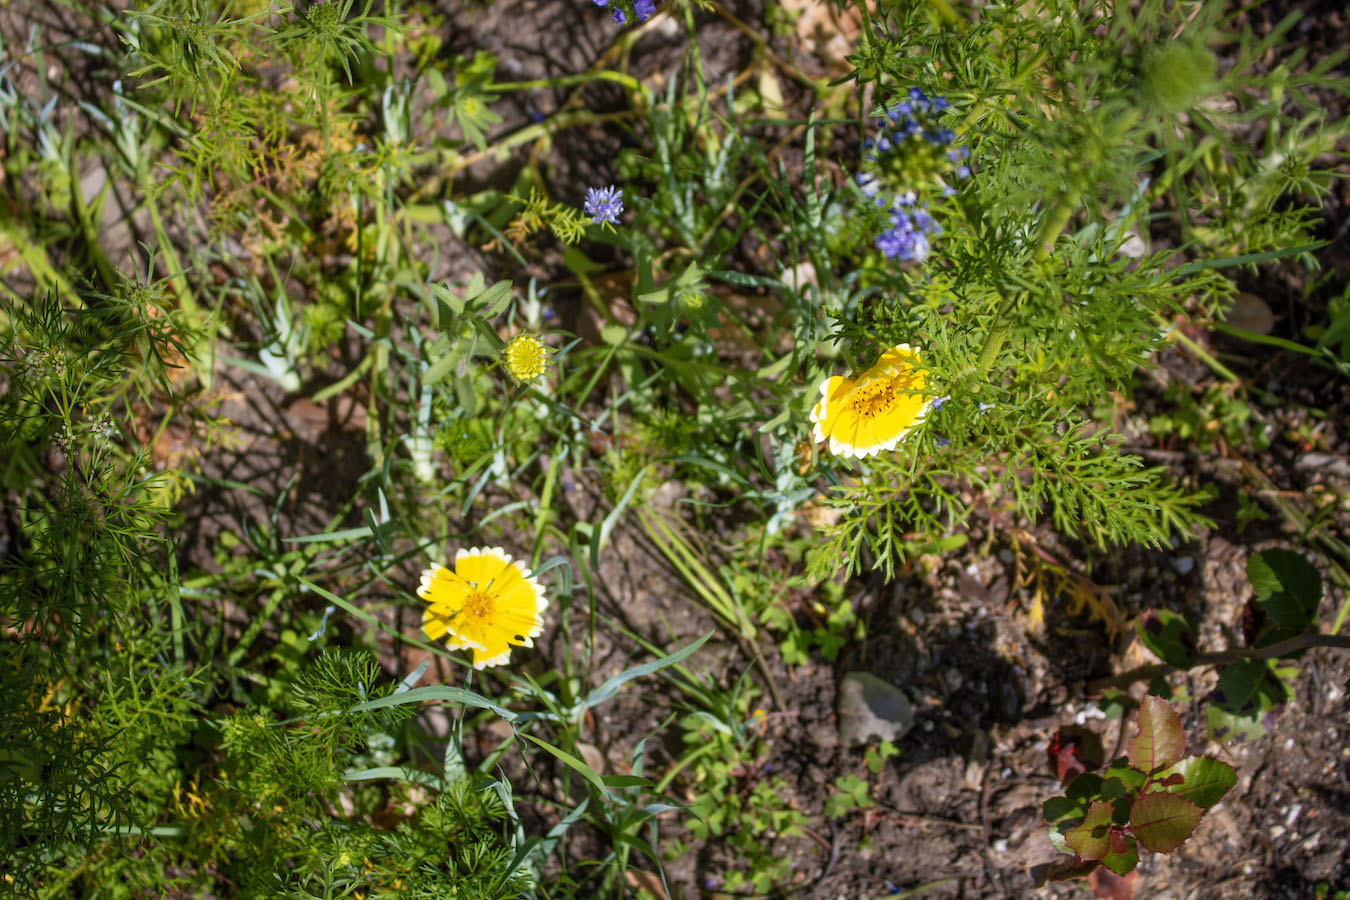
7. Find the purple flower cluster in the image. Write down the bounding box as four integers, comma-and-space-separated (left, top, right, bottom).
856, 88, 970, 263
592, 0, 655, 25
876, 200, 939, 263
584, 185, 624, 225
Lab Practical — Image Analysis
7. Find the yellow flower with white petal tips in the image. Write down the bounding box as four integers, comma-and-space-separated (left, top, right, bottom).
811, 343, 932, 459
418, 547, 547, 670
503, 333, 551, 383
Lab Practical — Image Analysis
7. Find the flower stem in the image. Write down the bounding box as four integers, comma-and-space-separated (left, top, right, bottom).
972, 190, 1078, 381
973, 109, 1140, 382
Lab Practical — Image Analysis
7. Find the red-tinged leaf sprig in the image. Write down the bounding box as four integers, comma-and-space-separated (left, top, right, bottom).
1041, 695, 1238, 883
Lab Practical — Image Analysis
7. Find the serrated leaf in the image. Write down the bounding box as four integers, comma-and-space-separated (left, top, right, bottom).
1154, 756, 1237, 810
1045, 780, 1098, 855
1136, 609, 1199, 668
1127, 695, 1186, 773
1065, 801, 1115, 860
1044, 795, 1085, 824
1100, 758, 1147, 794
1207, 658, 1291, 744
1129, 792, 1202, 853
1247, 549, 1322, 633
1099, 840, 1139, 877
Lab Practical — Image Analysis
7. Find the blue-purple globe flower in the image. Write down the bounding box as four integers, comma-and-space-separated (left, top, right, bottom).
584, 185, 624, 225
857, 88, 969, 263
591, 0, 657, 26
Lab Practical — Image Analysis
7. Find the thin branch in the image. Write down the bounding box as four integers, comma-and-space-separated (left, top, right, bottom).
1087, 631, 1350, 693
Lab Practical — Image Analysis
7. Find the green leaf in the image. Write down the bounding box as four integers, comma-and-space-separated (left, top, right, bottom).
344, 765, 444, 789
519, 732, 611, 799
1136, 609, 1199, 668
423, 350, 457, 386
1127, 695, 1186, 773
577, 632, 713, 715
1099, 838, 1140, 877
1129, 791, 1202, 853
600, 323, 629, 345
1065, 801, 1115, 860
1154, 756, 1237, 810
1099, 758, 1147, 794
471, 280, 514, 319
1045, 774, 1105, 854
1207, 658, 1291, 743
1247, 549, 1322, 633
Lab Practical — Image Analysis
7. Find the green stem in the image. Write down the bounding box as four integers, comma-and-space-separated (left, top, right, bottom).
489, 70, 645, 96
924, 0, 963, 29
136, 162, 197, 320
973, 189, 1080, 380
1155, 313, 1239, 382
973, 108, 1141, 380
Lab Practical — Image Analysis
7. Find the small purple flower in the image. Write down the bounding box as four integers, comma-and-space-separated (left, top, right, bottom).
634, 0, 656, 19
875, 203, 938, 262
610, 6, 625, 23
932, 394, 951, 410
591, 0, 607, 5
584, 185, 624, 225
876, 223, 929, 262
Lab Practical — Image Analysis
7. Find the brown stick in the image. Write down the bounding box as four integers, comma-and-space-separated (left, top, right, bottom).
1087, 631, 1350, 693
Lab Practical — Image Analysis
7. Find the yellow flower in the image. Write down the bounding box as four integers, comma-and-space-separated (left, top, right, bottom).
810, 343, 932, 459
418, 547, 547, 670
503, 334, 551, 383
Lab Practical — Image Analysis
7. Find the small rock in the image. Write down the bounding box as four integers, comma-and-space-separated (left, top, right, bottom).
1172, 556, 1195, 576
942, 667, 964, 693
838, 672, 914, 746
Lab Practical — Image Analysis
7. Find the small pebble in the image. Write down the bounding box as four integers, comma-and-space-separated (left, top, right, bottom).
1172, 556, 1195, 575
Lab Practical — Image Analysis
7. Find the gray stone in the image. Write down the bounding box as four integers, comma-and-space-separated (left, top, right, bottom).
837, 671, 914, 746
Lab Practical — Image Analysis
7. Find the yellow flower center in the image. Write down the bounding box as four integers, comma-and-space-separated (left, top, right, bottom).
461, 589, 495, 621
847, 379, 903, 419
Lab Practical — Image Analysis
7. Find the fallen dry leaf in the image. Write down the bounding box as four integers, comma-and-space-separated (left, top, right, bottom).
1089, 865, 1138, 900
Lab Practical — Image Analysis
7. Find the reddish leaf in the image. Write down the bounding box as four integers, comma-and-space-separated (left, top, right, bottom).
1089, 866, 1139, 900
1126, 695, 1186, 774
1065, 801, 1116, 860
1157, 773, 1185, 787
1049, 726, 1103, 784
1108, 826, 1128, 856
1129, 791, 1203, 853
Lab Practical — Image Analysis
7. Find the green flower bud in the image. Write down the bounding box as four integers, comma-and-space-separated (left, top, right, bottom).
1140, 40, 1217, 115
